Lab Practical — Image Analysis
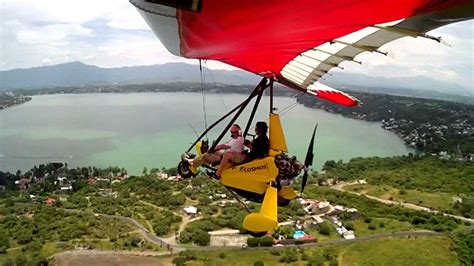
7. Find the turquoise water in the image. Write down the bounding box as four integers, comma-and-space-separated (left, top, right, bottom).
293, 231, 305, 239
0, 93, 414, 174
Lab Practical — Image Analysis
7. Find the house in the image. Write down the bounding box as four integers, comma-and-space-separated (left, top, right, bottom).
88, 177, 97, 185
184, 206, 198, 216
60, 185, 73, 191
343, 230, 355, 240
29, 195, 36, 199
346, 208, 358, 213
334, 205, 345, 212
215, 193, 227, 199
336, 227, 347, 235
58, 195, 68, 202
45, 198, 56, 205
311, 215, 324, 224
16, 178, 30, 190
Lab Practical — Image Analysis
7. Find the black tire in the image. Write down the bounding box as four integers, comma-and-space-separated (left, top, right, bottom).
177, 161, 196, 179
277, 197, 291, 207
247, 231, 267, 237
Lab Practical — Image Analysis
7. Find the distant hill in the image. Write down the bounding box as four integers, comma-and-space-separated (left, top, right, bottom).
1, 62, 471, 102
0, 61, 260, 89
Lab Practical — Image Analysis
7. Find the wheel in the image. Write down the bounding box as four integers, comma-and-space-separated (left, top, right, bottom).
248, 231, 268, 237
277, 197, 291, 207
177, 161, 196, 179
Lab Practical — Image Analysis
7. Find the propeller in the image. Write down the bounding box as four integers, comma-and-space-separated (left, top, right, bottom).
301, 123, 318, 194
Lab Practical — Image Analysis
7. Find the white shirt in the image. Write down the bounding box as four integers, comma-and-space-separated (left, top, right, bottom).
226, 136, 244, 153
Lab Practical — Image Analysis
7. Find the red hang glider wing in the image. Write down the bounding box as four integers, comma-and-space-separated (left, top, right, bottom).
131, 0, 473, 106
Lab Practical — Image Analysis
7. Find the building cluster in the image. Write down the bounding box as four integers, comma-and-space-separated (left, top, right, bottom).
0, 92, 32, 109
382, 118, 473, 151
297, 198, 359, 240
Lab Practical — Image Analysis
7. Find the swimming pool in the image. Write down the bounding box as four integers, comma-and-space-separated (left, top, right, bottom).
293, 230, 305, 239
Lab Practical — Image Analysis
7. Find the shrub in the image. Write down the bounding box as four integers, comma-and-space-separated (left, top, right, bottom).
247, 237, 260, 247
219, 252, 226, 259
280, 249, 298, 263
319, 222, 331, 235
270, 250, 280, 256
368, 223, 376, 230
172, 256, 187, 266
254, 261, 264, 266
363, 217, 372, 223
179, 250, 197, 260
344, 221, 354, 230
259, 237, 274, 247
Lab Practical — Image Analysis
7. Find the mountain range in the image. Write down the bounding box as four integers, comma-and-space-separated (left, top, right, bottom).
0, 61, 472, 100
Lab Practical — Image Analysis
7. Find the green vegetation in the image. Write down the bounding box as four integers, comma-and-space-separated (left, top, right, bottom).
322, 155, 474, 217
169, 236, 459, 266
340, 236, 459, 266
1, 156, 472, 265
297, 91, 474, 154
305, 186, 463, 233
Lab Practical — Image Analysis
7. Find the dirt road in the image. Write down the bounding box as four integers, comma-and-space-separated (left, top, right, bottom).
331, 182, 473, 223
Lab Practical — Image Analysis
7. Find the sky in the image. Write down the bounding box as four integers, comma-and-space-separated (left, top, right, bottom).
0, 0, 473, 89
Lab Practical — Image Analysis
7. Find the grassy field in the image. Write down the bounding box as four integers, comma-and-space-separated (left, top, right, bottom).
344, 184, 457, 213
352, 218, 416, 236
339, 236, 460, 266
170, 235, 460, 265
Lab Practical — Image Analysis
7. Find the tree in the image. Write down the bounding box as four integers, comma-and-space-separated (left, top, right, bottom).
307, 253, 325, 266
193, 230, 210, 246
247, 237, 259, 247
319, 222, 331, 235
2, 258, 14, 266
0, 234, 10, 251
15, 254, 28, 266
259, 237, 274, 247
142, 167, 148, 175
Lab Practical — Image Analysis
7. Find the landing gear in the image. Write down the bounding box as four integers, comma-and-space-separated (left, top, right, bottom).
247, 231, 268, 237
177, 161, 196, 179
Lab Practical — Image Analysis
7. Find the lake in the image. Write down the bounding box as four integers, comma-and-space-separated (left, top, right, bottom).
0, 93, 414, 174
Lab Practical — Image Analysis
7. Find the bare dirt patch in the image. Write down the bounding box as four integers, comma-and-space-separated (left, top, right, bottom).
52, 251, 172, 266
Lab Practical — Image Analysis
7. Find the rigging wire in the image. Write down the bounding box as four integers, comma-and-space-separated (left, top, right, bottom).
199, 59, 209, 137
204, 61, 228, 111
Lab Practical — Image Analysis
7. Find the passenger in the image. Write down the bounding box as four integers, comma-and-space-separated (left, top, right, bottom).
184, 124, 245, 171
215, 121, 269, 179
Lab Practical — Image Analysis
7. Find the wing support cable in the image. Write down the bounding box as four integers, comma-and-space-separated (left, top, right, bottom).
187, 78, 268, 154
199, 59, 209, 137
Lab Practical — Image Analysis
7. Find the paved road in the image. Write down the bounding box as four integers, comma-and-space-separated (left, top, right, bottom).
103, 212, 444, 251
331, 182, 474, 224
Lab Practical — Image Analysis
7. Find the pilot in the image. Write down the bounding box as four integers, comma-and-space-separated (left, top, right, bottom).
184, 124, 245, 171
215, 121, 269, 178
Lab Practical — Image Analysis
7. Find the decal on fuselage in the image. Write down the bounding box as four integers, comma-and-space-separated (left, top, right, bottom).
239, 164, 268, 173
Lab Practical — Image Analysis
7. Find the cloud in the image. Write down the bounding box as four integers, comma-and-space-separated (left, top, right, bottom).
337, 20, 473, 88
0, 1, 472, 89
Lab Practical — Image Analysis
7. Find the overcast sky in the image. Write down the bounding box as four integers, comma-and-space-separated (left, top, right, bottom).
1, 0, 472, 89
